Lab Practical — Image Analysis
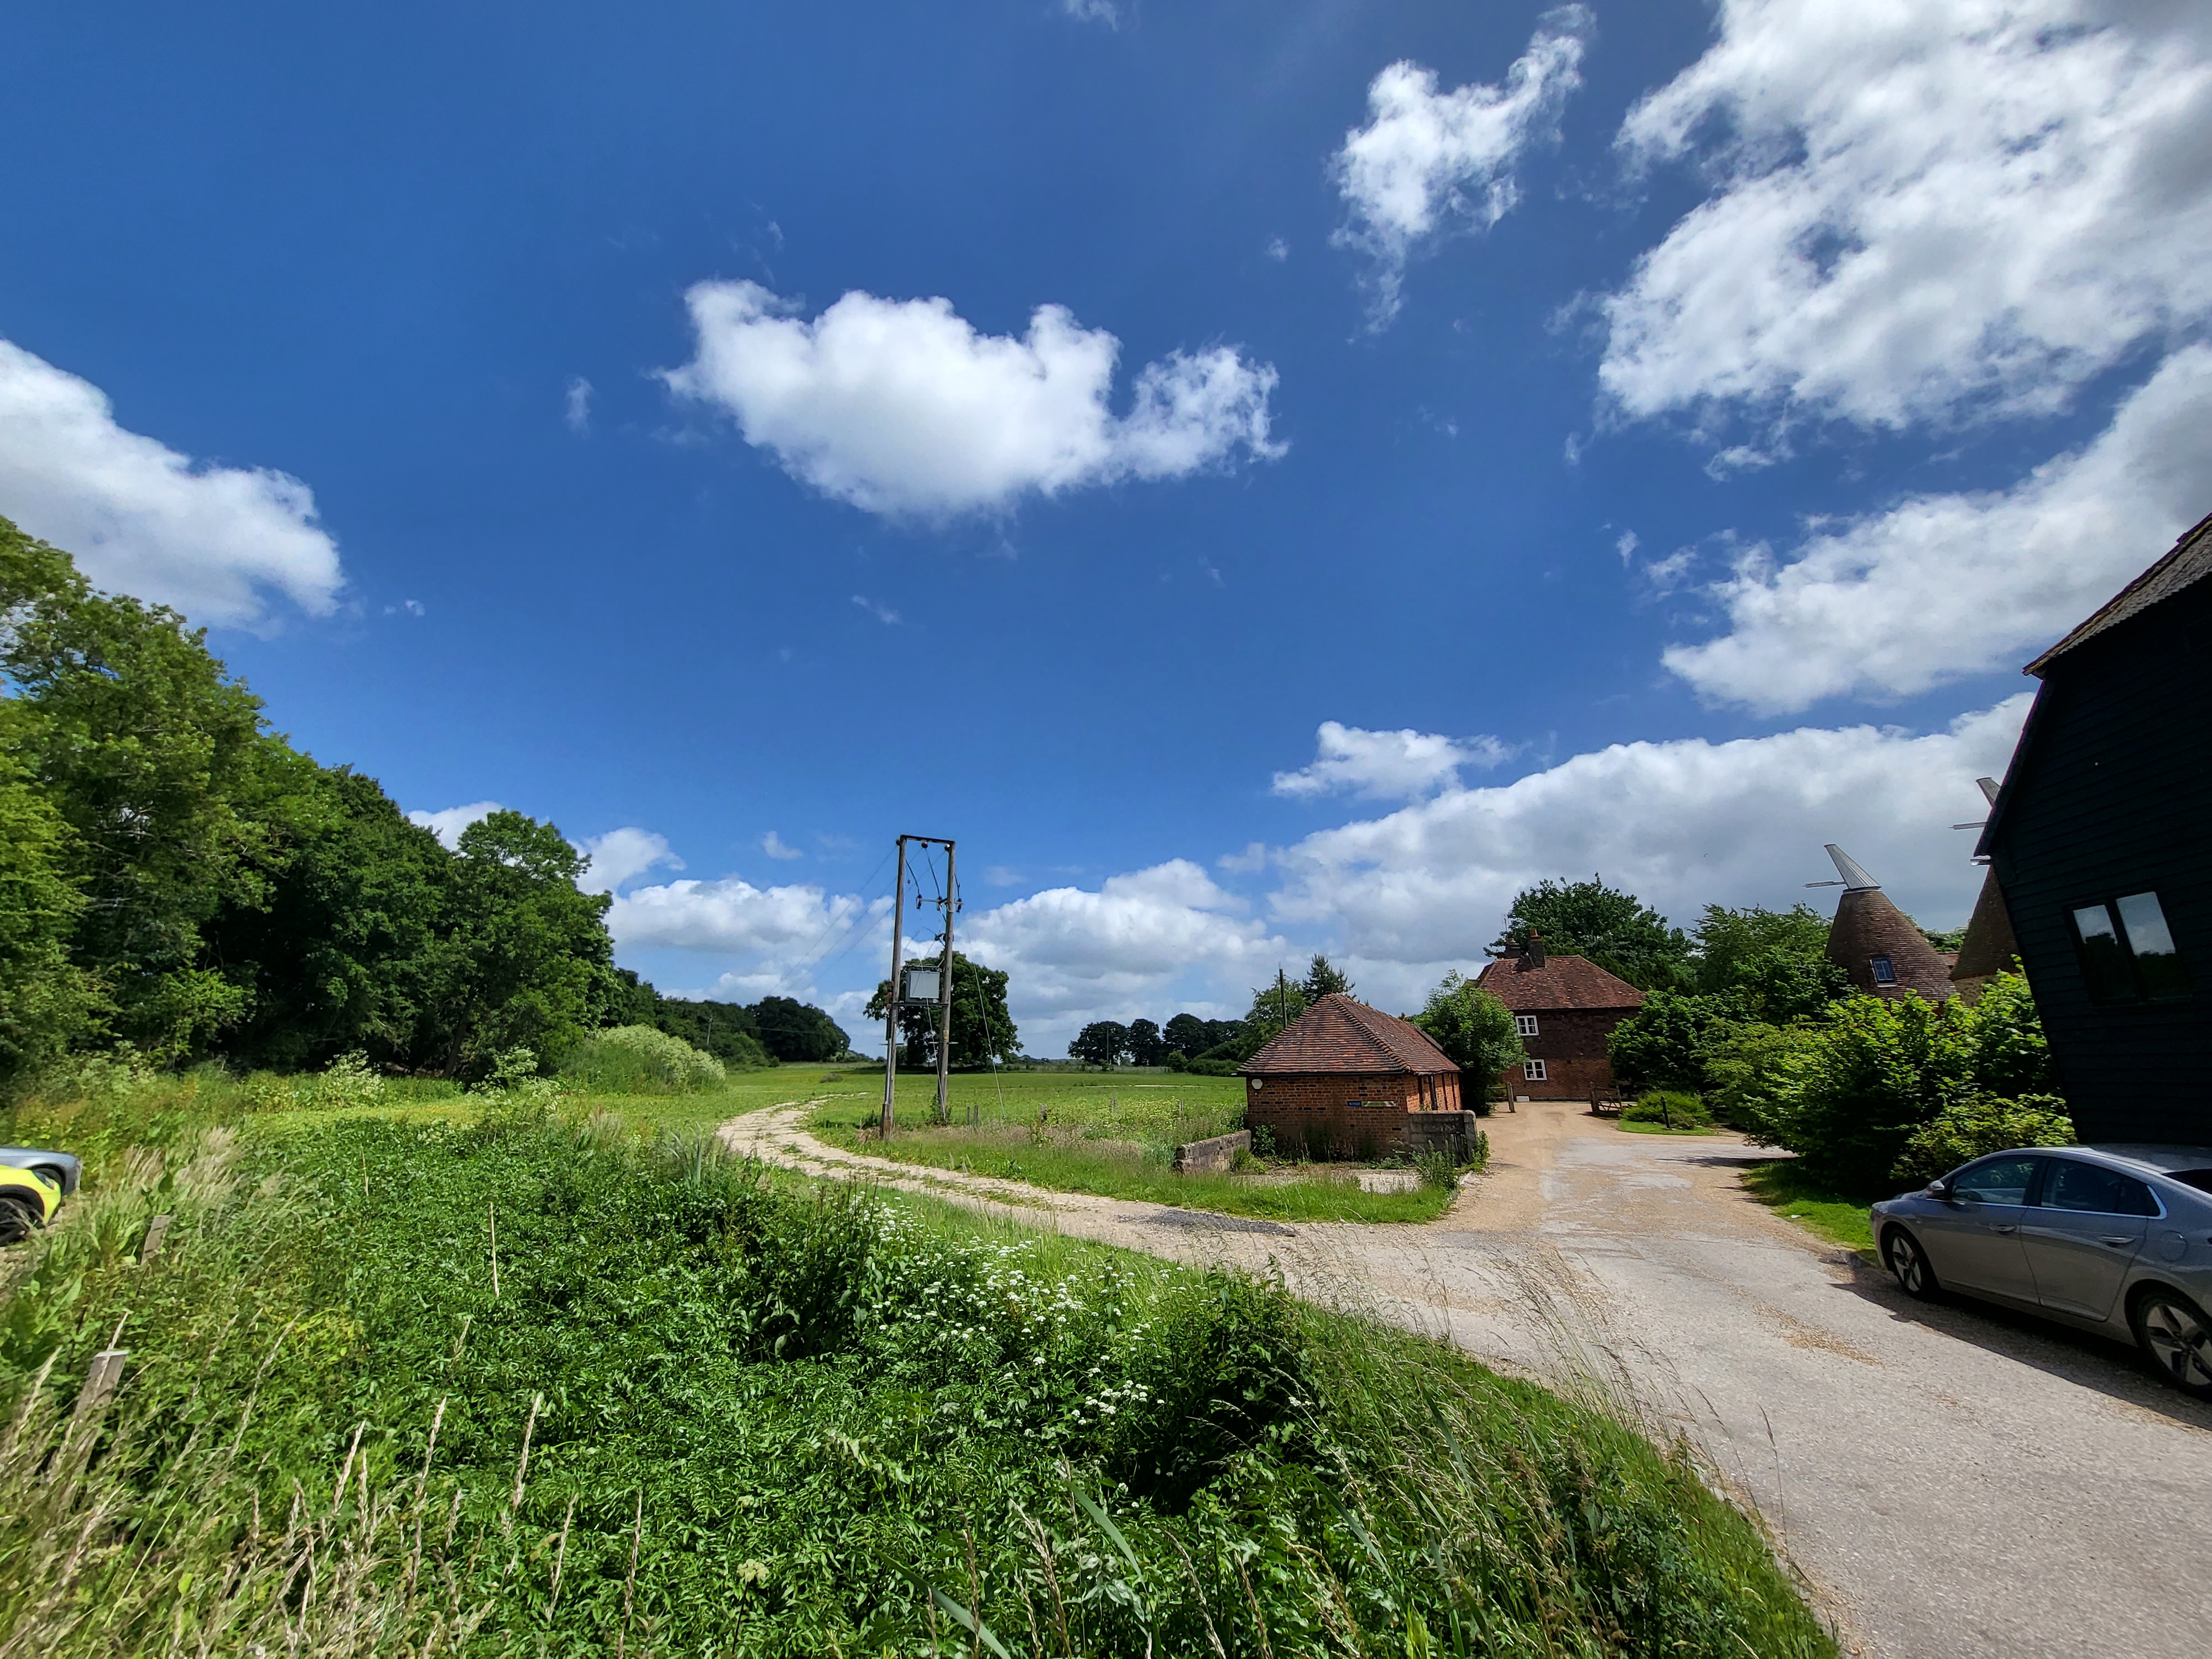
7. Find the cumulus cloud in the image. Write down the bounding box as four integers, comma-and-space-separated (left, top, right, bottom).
1599, 0, 2212, 435
577, 827, 684, 894
1269, 697, 2031, 993
1664, 345, 2212, 711
0, 338, 343, 627
607, 877, 879, 954
406, 802, 502, 849
760, 830, 804, 860
1272, 721, 1512, 800
963, 861, 1287, 1044
564, 377, 592, 434
1332, 8, 1594, 322
661, 281, 1282, 517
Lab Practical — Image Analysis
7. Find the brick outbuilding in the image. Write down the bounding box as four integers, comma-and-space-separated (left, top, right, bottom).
1238, 994, 1474, 1162
1475, 941, 1644, 1101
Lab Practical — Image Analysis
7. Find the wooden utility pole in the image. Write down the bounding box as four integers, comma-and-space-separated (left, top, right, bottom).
936, 839, 956, 1128
881, 836, 908, 1137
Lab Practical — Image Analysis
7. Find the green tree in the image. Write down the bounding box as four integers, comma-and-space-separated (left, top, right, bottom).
1491, 877, 1691, 990
1237, 971, 1310, 1057
863, 951, 1016, 1069
1689, 903, 1852, 1020
1606, 991, 1735, 1093
1126, 1018, 1166, 1066
420, 811, 613, 1077
1299, 954, 1354, 1001
1162, 1013, 1213, 1057
206, 768, 451, 1072
1411, 972, 1524, 1107
1, 517, 310, 1060
0, 703, 101, 1082
750, 995, 851, 1063
649, 993, 773, 1068
1067, 1020, 1130, 1068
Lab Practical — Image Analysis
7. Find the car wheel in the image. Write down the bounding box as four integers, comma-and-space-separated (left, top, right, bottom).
0, 1193, 40, 1246
1884, 1227, 1939, 1300
2131, 1287, 2212, 1401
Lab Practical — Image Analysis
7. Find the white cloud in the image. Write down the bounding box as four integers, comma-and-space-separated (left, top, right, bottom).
1217, 841, 1270, 874
1599, 0, 2212, 435
851, 594, 901, 624
1269, 697, 2031, 979
760, 830, 804, 861
608, 877, 879, 955
1664, 345, 2212, 711
1272, 721, 1512, 800
565, 377, 592, 434
963, 861, 1287, 1048
1265, 237, 1290, 262
1062, 0, 1119, 26
407, 802, 502, 849
661, 281, 1282, 517
577, 827, 685, 894
1615, 528, 1640, 565
1332, 8, 1594, 323
0, 338, 343, 627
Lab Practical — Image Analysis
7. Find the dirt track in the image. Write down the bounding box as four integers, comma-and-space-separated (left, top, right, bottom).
723, 1100, 2212, 1659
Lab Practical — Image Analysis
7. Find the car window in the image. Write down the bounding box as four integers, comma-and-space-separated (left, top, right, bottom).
1952, 1156, 2039, 1204
2042, 1160, 2159, 1216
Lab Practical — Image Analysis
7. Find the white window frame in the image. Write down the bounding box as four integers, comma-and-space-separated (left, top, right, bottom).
1523, 1058, 1547, 1082
1514, 1014, 1539, 1037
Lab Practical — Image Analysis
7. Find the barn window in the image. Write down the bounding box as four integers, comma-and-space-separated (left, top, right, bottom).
1869, 956, 1896, 985
1523, 1059, 1547, 1082
1514, 1014, 1539, 1036
2074, 891, 2194, 1004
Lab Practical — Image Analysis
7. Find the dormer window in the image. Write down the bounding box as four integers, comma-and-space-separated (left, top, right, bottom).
1869, 956, 1896, 985
1514, 1014, 1539, 1036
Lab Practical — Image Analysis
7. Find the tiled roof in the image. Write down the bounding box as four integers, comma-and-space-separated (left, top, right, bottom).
2026, 510, 2212, 675
1474, 954, 1645, 1012
1239, 993, 1459, 1076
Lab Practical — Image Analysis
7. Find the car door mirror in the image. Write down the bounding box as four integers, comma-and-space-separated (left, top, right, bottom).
1924, 1179, 1950, 1199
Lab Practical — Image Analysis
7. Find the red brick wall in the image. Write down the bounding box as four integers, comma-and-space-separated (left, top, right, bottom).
1242, 1071, 1464, 1158
1504, 1008, 1632, 1099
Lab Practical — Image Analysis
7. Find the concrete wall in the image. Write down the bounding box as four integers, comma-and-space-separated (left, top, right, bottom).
1245, 1094, 1479, 1162
1173, 1130, 1249, 1174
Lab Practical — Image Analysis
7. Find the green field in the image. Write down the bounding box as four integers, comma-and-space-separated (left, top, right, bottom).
0, 1099, 1834, 1658
808, 1068, 1462, 1223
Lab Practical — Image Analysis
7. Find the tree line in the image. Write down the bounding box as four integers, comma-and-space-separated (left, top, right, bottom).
0, 520, 846, 1087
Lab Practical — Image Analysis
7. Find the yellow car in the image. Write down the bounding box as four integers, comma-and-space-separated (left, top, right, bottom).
0, 1165, 61, 1244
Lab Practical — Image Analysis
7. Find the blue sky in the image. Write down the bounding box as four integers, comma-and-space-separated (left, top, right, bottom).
3, 0, 2207, 1052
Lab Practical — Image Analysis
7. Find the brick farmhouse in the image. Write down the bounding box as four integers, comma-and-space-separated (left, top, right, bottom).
1475, 942, 1644, 1101
1238, 993, 1476, 1161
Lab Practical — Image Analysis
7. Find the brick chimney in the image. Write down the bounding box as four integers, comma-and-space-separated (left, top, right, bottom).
1517, 932, 1547, 969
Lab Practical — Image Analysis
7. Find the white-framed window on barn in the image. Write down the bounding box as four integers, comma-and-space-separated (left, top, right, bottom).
1514, 1014, 1539, 1036
1523, 1059, 1547, 1082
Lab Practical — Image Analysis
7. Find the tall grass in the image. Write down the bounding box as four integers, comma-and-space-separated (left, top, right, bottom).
559, 1024, 726, 1094
0, 1109, 1833, 1656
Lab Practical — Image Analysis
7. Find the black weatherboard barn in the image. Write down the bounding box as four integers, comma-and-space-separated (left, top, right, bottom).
1976, 512, 2212, 1144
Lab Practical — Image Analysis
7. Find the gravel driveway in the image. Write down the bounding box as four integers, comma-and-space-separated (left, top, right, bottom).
725, 1100, 2212, 1658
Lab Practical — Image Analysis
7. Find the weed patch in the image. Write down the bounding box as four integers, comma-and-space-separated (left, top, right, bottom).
0, 1110, 1833, 1656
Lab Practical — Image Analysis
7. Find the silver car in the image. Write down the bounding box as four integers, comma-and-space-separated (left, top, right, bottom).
1871, 1145, 2212, 1400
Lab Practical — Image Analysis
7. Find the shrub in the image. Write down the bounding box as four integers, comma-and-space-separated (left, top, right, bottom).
1413, 1146, 1460, 1191
1723, 971, 2062, 1194
561, 1025, 725, 1094
1622, 1089, 1712, 1128
1892, 1093, 2076, 1185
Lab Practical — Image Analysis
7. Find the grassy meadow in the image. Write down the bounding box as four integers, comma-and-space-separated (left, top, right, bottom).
0, 1088, 1835, 1658
808, 1068, 1463, 1224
